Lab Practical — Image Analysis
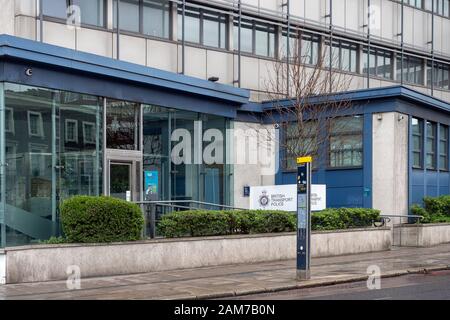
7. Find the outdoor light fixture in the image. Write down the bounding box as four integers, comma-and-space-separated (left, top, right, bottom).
25, 68, 33, 76
208, 76, 219, 82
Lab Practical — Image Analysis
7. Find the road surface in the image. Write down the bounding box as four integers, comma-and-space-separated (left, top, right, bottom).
228, 270, 450, 300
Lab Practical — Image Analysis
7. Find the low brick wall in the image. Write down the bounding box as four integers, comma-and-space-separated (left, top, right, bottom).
396, 223, 450, 247
3, 227, 391, 284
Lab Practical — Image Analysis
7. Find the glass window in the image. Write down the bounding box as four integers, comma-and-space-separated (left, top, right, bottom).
397, 55, 424, 85
65, 119, 78, 143
426, 121, 437, 170
42, 0, 69, 19
234, 20, 253, 53
412, 118, 423, 168
234, 18, 275, 57
113, 0, 140, 33
439, 125, 448, 170
178, 7, 200, 43
329, 116, 363, 168
106, 100, 140, 150
427, 61, 450, 90
143, 0, 170, 38
255, 23, 275, 57
178, 6, 227, 48
363, 48, 393, 79
3, 83, 103, 247
283, 121, 318, 170
301, 34, 320, 65
325, 40, 358, 72
76, 0, 105, 27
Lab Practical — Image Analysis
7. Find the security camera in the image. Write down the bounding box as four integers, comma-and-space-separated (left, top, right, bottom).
274, 123, 280, 129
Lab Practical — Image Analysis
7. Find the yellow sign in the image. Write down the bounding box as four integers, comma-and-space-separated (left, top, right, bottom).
297, 156, 313, 164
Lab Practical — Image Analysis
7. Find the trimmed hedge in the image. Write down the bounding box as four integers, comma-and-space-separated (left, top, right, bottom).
157, 210, 296, 238
157, 208, 380, 238
311, 208, 380, 231
411, 196, 450, 223
60, 196, 144, 243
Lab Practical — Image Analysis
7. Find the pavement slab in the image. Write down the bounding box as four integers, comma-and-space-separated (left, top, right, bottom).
0, 244, 450, 300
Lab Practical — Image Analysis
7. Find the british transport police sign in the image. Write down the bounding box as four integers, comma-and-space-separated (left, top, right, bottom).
296, 156, 312, 280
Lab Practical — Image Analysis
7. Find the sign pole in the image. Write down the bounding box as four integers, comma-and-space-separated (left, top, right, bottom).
296, 156, 312, 280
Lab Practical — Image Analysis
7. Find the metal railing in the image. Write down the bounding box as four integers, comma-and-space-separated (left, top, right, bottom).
135, 200, 247, 239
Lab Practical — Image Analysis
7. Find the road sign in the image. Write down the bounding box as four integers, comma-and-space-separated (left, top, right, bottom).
296, 156, 312, 280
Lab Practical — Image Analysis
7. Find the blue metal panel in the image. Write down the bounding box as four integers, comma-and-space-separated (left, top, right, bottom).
0, 35, 249, 105
363, 113, 373, 208
1, 60, 239, 118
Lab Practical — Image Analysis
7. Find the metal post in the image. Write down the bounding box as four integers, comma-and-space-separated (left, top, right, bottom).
182, 0, 186, 74
328, 0, 333, 93
51, 92, 57, 237
39, 0, 43, 42
367, 0, 371, 89
286, 0, 290, 98
238, 0, 242, 88
0, 83, 5, 248
431, 0, 435, 96
296, 156, 312, 281
400, 0, 404, 85
116, 0, 120, 60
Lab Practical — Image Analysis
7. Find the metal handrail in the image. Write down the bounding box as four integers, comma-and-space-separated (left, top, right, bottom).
135, 200, 249, 239
135, 200, 247, 211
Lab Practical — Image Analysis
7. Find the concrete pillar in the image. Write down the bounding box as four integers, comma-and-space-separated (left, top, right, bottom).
0, 0, 15, 36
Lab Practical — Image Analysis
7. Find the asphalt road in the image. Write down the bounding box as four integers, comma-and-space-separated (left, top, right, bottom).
228, 270, 450, 300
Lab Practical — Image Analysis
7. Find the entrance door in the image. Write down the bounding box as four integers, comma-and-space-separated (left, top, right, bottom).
109, 162, 132, 200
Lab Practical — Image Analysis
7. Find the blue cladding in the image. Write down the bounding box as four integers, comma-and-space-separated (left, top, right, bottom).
411, 170, 450, 205
279, 169, 364, 208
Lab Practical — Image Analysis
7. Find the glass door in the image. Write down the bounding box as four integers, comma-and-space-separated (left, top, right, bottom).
109, 162, 132, 201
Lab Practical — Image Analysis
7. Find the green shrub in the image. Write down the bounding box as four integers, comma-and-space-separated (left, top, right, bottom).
60, 196, 144, 243
312, 208, 380, 231
157, 210, 296, 238
423, 196, 450, 217
158, 208, 376, 238
412, 196, 450, 224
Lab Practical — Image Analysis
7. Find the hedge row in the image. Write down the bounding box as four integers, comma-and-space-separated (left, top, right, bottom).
411, 196, 450, 223
157, 210, 296, 237
157, 208, 381, 238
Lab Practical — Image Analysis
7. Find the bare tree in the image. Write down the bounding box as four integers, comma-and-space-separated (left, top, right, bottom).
262, 32, 357, 169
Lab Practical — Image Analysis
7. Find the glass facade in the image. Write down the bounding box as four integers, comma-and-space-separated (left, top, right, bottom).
329, 116, 364, 168
0, 83, 231, 247
42, 0, 106, 27
234, 19, 276, 57
2, 83, 103, 247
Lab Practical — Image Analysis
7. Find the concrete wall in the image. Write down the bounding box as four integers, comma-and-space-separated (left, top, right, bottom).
372, 112, 409, 217
396, 223, 450, 247
4, 228, 391, 284
232, 121, 277, 209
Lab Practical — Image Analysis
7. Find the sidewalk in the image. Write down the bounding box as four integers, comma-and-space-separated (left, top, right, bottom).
1, 244, 450, 300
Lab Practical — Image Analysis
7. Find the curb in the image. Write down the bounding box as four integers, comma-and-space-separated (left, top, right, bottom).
184, 265, 450, 300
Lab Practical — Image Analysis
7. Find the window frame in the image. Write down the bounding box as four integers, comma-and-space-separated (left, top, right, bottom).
439, 124, 449, 171
178, 5, 228, 49
324, 39, 358, 73
5, 107, 15, 135
412, 117, 424, 169
27, 111, 45, 138
65, 118, 79, 143
234, 17, 276, 58
363, 47, 393, 80
42, 0, 108, 29
82, 121, 96, 145
426, 121, 437, 170
328, 116, 364, 169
